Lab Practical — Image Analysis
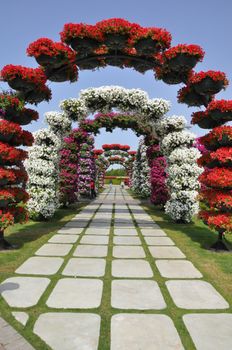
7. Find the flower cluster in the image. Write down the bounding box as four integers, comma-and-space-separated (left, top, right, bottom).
102, 144, 130, 151
1, 65, 47, 86
60, 19, 171, 53
199, 168, 232, 189
61, 86, 169, 123
163, 44, 204, 61
147, 145, 169, 206
80, 112, 151, 137
132, 139, 151, 197
27, 38, 76, 61
189, 70, 228, 86
199, 126, 232, 150
26, 112, 69, 220
199, 211, 232, 233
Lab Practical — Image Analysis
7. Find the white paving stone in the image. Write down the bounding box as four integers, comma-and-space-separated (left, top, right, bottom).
0, 277, 50, 307
145, 237, 175, 246
12, 312, 29, 326
16, 257, 64, 275
112, 259, 153, 278
183, 313, 232, 350
111, 314, 184, 350
140, 228, 166, 236
111, 280, 166, 309
156, 260, 203, 278
149, 246, 186, 259
114, 228, 138, 236
35, 243, 73, 257
73, 245, 108, 257
48, 234, 79, 244
113, 236, 141, 245
113, 246, 145, 258
80, 235, 109, 245
34, 313, 100, 350
62, 258, 106, 277
58, 227, 83, 235
47, 278, 103, 309
85, 228, 110, 235
64, 221, 88, 228
166, 280, 229, 309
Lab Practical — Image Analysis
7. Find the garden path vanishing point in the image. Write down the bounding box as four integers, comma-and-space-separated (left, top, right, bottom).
0, 186, 232, 350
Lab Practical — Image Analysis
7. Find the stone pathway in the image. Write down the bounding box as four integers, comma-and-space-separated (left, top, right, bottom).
0, 186, 232, 349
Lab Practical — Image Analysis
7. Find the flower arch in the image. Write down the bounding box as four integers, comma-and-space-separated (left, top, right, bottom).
60, 86, 201, 223
0, 18, 231, 247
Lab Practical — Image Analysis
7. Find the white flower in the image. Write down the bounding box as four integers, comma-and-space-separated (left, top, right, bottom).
154, 115, 187, 137
168, 147, 201, 165
161, 130, 195, 156
45, 111, 71, 135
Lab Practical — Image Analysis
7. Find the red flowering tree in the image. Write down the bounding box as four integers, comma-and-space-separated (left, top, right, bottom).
198, 125, 232, 250
0, 94, 33, 249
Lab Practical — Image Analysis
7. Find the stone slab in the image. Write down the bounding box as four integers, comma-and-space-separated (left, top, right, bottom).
113, 236, 141, 245
73, 245, 108, 257
140, 228, 166, 236
112, 259, 153, 278
12, 312, 29, 326
114, 228, 138, 236
149, 246, 186, 259
58, 228, 83, 235
0, 277, 50, 307
156, 260, 203, 278
111, 280, 166, 310
64, 221, 88, 228
62, 258, 106, 277
46, 278, 103, 309
183, 313, 232, 350
113, 246, 146, 258
35, 244, 72, 257
16, 257, 64, 275
0, 317, 35, 350
48, 235, 78, 244
34, 313, 100, 350
166, 280, 229, 309
145, 237, 174, 246
111, 314, 183, 350
80, 235, 109, 245
85, 228, 110, 235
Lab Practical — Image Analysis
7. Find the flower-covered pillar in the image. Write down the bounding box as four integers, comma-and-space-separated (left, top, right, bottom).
26, 112, 71, 220
146, 144, 169, 207
132, 139, 151, 197
59, 128, 89, 205
78, 134, 95, 196
0, 93, 35, 249
157, 116, 202, 223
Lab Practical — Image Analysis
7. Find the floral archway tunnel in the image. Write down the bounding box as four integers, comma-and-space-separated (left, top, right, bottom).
0, 18, 231, 249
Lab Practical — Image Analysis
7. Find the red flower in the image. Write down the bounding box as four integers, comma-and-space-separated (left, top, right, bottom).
1, 65, 47, 87
199, 126, 232, 150
129, 26, 172, 50
163, 44, 204, 60
0, 210, 14, 229
200, 188, 232, 211
0, 93, 24, 112
0, 142, 28, 163
199, 210, 232, 233
189, 70, 229, 86
27, 38, 76, 62
96, 18, 137, 35
199, 167, 232, 189
207, 99, 232, 113
60, 23, 104, 44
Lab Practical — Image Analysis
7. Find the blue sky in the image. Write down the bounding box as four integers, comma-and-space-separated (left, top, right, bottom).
0, 0, 231, 151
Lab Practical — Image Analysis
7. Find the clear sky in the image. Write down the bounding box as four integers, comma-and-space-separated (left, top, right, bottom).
0, 0, 231, 151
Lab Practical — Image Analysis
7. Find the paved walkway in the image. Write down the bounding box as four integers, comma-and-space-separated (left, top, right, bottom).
0, 186, 232, 349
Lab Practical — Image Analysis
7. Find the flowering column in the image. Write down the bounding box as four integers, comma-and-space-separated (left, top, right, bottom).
0, 93, 35, 249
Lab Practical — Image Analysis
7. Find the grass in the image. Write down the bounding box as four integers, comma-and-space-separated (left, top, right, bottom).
0, 189, 232, 350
